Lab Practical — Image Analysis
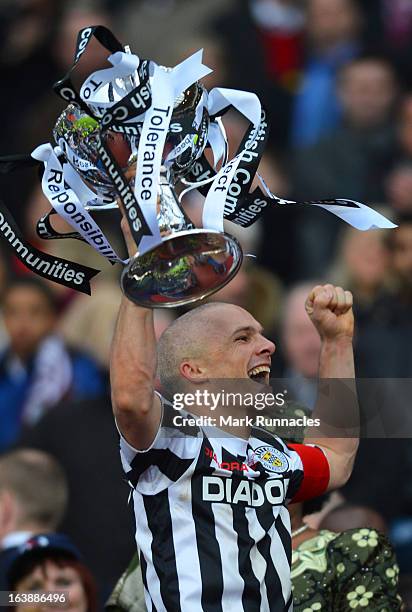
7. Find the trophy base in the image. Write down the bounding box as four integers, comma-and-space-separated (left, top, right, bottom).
120, 229, 243, 308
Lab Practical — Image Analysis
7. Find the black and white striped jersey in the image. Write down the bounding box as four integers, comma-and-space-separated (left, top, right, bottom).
119, 397, 329, 612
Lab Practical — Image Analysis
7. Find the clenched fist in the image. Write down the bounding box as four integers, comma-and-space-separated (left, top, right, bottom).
305, 284, 354, 341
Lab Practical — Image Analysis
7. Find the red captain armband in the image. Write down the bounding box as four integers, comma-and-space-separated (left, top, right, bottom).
288, 443, 330, 503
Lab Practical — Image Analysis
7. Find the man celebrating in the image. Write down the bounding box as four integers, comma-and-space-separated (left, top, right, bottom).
111, 225, 358, 611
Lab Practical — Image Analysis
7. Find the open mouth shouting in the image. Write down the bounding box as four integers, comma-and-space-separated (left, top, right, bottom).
248, 365, 271, 385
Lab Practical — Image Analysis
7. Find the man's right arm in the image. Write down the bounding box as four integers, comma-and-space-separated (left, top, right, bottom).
111, 298, 161, 450
110, 217, 161, 450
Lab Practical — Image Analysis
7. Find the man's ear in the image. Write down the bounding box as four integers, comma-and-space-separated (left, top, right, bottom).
180, 360, 208, 383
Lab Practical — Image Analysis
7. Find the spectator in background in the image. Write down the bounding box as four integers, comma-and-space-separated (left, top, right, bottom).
359, 0, 412, 89
336, 217, 412, 573
0, 246, 11, 352
5, 533, 97, 612
391, 213, 412, 303
277, 282, 322, 409
330, 224, 392, 305
320, 501, 388, 533
0, 449, 68, 589
396, 94, 412, 160
292, 56, 398, 278
14, 296, 177, 603
379, 92, 412, 213
0, 277, 104, 452
17, 395, 136, 605
289, 497, 403, 611
60, 289, 176, 373
0, 0, 65, 229
293, 57, 398, 200
351, 214, 412, 377
213, 0, 306, 147
290, 0, 362, 147
386, 161, 412, 214
384, 94, 412, 213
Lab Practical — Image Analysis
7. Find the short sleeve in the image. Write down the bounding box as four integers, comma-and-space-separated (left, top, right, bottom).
119, 395, 202, 494
286, 443, 330, 503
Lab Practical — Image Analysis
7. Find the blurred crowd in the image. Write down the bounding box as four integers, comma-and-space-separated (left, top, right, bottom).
1, 0, 412, 609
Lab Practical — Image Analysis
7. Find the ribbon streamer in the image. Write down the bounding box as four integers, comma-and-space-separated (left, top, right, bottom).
0, 200, 99, 294
133, 50, 212, 254
227, 174, 397, 230
202, 90, 263, 231
53, 25, 124, 116
32, 144, 125, 263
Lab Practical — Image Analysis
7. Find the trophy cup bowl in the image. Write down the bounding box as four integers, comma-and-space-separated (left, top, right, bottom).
54, 82, 243, 307
121, 229, 243, 308
120, 160, 243, 308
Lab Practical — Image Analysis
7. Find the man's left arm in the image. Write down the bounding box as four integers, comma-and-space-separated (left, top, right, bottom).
302, 284, 359, 491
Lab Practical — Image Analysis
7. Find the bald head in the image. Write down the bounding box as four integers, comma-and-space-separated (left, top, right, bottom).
157, 302, 254, 393
320, 503, 387, 533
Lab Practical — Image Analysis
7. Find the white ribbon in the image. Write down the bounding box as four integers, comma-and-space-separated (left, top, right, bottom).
258, 175, 397, 231
133, 66, 174, 254
202, 89, 262, 231
133, 51, 212, 254
80, 51, 140, 116
311, 201, 396, 230
207, 121, 226, 168
202, 152, 247, 231
207, 88, 262, 126
31, 144, 126, 262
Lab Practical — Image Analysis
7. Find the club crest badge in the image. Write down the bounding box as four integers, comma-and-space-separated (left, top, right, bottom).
254, 446, 289, 473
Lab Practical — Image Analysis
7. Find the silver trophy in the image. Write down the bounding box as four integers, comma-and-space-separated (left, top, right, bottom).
0, 26, 395, 302
53, 82, 243, 308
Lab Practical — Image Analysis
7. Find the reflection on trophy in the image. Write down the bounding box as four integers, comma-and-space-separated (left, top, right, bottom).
53, 82, 243, 308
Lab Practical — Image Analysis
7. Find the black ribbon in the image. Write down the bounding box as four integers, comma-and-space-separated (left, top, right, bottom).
228, 192, 361, 228
99, 63, 152, 131
184, 107, 361, 228
36, 209, 87, 243
223, 108, 270, 222
94, 134, 152, 246
0, 201, 99, 294
53, 24, 153, 132
53, 25, 124, 117
185, 106, 271, 226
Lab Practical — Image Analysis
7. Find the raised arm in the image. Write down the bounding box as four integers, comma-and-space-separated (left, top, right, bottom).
303, 284, 359, 490
110, 219, 161, 450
